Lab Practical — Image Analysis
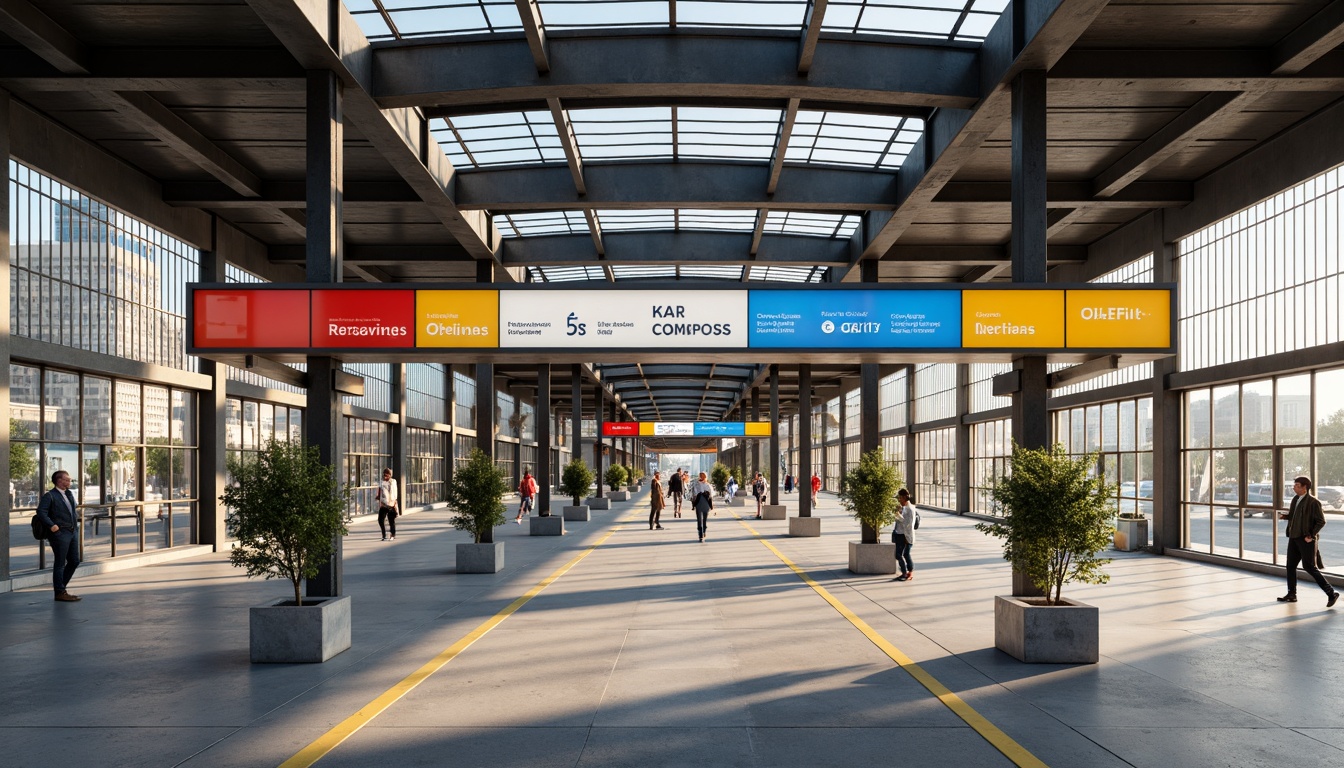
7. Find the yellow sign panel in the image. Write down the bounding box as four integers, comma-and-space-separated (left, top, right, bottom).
745, 422, 772, 436
1066, 290, 1171, 348
962, 290, 1065, 348
639, 423, 656, 435
415, 291, 499, 347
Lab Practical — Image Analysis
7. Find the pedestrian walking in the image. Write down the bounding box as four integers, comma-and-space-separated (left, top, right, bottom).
690, 471, 715, 542
36, 470, 82, 601
784, 473, 794, 494
376, 467, 399, 540
751, 471, 766, 518
514, 469, 538, 524
1278, 475, 1339, 606
892, 488, 918, 581
668, 466, 685, 518
811, 473, 821, 505
649, 471, 666, 530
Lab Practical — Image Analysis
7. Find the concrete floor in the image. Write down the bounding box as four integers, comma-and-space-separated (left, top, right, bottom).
4, 491, 1344, 768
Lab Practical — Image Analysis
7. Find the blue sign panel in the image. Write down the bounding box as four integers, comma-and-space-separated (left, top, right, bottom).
693, 422, 743, 436
747, 290, 962, 348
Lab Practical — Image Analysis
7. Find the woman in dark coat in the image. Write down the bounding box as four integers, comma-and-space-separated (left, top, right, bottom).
649, 471, 666, 530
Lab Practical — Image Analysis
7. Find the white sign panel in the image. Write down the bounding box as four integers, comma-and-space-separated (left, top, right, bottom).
653, 422, 695, 436
499, 290, 747, 348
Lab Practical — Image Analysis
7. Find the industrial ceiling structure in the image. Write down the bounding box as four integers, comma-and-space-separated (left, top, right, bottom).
3, 0, 1342, 429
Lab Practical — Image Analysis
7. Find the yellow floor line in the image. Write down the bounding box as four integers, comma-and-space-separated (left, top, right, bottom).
733, 513, 1048, 768
278, 524, 626, 768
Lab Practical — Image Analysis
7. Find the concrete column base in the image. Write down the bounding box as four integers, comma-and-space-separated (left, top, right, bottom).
727, 497, 747, 507
761, 504, 787, 520
848, 542, 897, 574
562, 505, 590, 521
608, 490, 630, 502
587, 497, 611, 510
789, 516, 822, 537
457, 541, 505, 573
530, 516, 566, 536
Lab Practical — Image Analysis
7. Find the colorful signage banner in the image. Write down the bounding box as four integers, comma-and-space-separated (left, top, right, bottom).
961, 290, 1065, 348
602, 422, 773, 437
188, 285, 1175, 354
748, 290, 961, 348
499, 290, 745, 348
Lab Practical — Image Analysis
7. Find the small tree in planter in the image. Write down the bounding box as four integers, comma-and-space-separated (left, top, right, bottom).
839, 446, 903, 545
628, 466, 645, 487
223, 439, 350, 606
976, 444, 1115, 663
445, 448, 508, 544
561, 458, 596, 507
710, 462, 731, 496
604, 463, 628, 491
838, 446, 903, 574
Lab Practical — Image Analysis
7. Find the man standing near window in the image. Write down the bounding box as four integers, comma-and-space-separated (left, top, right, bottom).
36, 470, 82, 602
1278, 475, 1339, 607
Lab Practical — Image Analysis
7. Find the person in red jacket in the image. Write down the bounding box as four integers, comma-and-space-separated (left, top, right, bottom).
515, 470, 538, 523
811, 473, 822, 505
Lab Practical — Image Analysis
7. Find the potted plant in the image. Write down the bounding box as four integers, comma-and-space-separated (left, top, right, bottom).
627, 465, 644, 491
710, 462, 731, 498
445, 448, 508, 573
976, 444, 1114, 663
222, 439, 351, 663
1114, 509, 1149, 551
838, 446, 903, 575
605, 464, 630, 502
561, 458, 596, 521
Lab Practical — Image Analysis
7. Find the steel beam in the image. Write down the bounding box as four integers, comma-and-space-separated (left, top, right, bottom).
767, 98, 801, 195
547, 97, 585, 194
934, 180, 1192, 207
0, 0, 88, 74
499, 231, 851, 266
514, 0, 550, 73
1049, 48, 1344, 90
1273, 0, 1344, 75
373, 36, 980, 111
798, 0, 830, 74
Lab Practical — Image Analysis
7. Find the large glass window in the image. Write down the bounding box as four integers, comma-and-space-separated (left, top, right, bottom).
11, 366, 198, 572
1178, 164, 1344, 371
10, 161, 199, 369
879, 369, 908, 431
406, 427, 448, 507
344, 363, 392, 412
914, 427, 956, 511
913, 364, 957, 423
345, 417, 391, 517
1055, 397, 1154, 534
1181, 365, 1344, 569
406, 363, 447, 424
970, 418, 1012, 516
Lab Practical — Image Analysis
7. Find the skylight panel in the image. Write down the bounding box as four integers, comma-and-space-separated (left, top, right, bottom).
676, 107, 783, 162
537, 0, 668, 30
570, 107, 673, 162
596, 210, 677, 231
822, 0, 1000, 41
611, 265, 678, 279
535, 266, 608, 282
347, 1, 523, 39
765, 211, 859, 238
676, 0, 807, 30
676, 210, 758, 232
786, 112, 924, 170
431, 112, 563, 169
680, 265, 745, 279
494, 211, 589, 237
747, 265, 824, 283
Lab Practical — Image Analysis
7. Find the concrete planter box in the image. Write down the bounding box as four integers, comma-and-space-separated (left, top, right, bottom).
761, 504, 787, 520
994, 595, 1099, 664
1114, 517, 1149, 551
250, 594, 351, 663
789, 516, 822, 537
562, 505, 591, 521
727, 497, 747, 507
848, 542, 898, 574
457, 541, 505, 573
530, 516, 565, 536
608, 490, 630, 502
627, 485, 640, 493
587, 497, 611, 510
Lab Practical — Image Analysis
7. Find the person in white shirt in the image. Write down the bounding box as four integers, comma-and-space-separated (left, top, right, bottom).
892, 488, 917, 581
376, 468, 399, 541
689, 472, 715, 542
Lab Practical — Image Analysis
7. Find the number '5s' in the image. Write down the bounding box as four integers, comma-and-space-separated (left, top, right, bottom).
566, 312, 586, 336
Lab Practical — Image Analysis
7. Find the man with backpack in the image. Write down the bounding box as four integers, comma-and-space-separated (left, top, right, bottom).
35, 470, 82, 602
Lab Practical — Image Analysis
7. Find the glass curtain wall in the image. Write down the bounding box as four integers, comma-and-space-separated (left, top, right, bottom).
915, 427, 956, 510
1054, 397, 1154, 520
406, 427, 447, 506
11, 365, 200, 573
970, 418, 1011, 515
345, 417, 390, 517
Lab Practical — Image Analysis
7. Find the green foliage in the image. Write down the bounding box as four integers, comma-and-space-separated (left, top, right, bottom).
222, 439, 350, 606
561, 458, 595, 506
710, 462, 731, 495
730, 466, 743, 484
628, 465, 645, 484
9, 419, 37, 486
445, 448, 508, 543
604, 463, 628, 491
838, 447, 903, 537
976, 444, 1116, 605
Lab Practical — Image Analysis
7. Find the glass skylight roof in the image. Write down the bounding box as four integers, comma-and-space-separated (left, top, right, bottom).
438, 106, 924, 171
495, 211, 589, 237
526, 263, 829, 283
496, 209, 855, 238
746, 265, 828, 283
764, 211, 860, 238
527, 265, 609, 282
348, 0, 1007, 42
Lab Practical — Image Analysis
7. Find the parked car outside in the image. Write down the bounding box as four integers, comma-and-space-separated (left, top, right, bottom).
1316, 485, 1344, 512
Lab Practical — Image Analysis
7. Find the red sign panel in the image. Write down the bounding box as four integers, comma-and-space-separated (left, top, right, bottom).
193, 290, 310, 348
603, 422, 640, 436
311, 290, 416, 348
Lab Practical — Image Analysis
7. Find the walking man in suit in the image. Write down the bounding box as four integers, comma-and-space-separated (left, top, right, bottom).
35, 470, 82, 602
1278, 475, 1338, 607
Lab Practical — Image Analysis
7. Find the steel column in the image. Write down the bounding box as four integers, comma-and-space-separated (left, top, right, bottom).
769, 364, 780, 506
537, 364, 551, 515
799, 365, 813, 518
